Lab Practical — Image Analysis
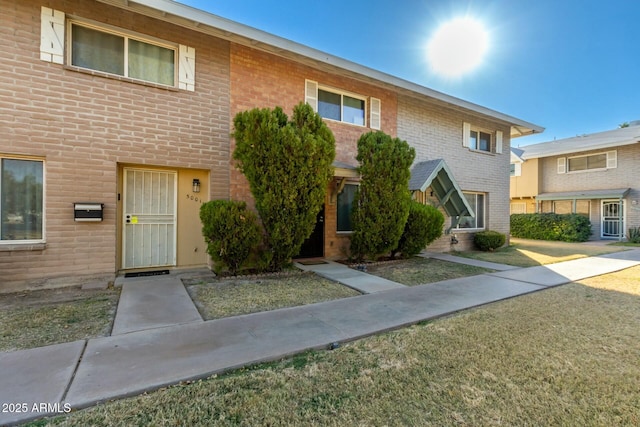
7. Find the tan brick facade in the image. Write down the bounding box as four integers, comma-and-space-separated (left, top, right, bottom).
397, 95, 512, 251
2, 0, 527, 289
0, 0, 230, 291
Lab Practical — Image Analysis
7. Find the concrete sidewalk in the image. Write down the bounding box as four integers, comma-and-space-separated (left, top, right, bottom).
1, 249, 639, 425
295, 260, 406, 293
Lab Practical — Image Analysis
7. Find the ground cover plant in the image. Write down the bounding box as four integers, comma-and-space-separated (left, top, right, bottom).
37, 265, 640, 426
187, 272, 360, 319
363, 256, 492, 286
456, 237, 625, 267
0, 287, 119, 352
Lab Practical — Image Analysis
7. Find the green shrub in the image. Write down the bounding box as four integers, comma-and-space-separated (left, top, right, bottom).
474, 230, 506, 251
232, 102, 335, 271
511, 213, 591, 242
350, 131, 416, 261
628, 227, 640, 243
200, 200, 262, 275
392, 201, 444, 258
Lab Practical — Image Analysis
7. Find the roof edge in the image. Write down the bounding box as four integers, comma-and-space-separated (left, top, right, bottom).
98, 0, 544, 135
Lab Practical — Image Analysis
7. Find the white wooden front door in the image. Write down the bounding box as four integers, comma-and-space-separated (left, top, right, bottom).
122, 168, 177, 269
601, 200, 624, 239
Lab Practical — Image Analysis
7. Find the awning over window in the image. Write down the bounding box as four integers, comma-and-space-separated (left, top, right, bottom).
536, 188, 630, 201
409, 159, 474, 218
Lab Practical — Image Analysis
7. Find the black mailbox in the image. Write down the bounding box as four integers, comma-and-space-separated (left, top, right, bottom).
74, 203, 104, 222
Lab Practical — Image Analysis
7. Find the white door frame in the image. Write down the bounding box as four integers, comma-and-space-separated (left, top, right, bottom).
601, 199, 625, 239
122, 167, 178, 269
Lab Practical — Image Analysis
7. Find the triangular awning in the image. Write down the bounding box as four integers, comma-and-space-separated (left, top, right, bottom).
409, 159, 474, 219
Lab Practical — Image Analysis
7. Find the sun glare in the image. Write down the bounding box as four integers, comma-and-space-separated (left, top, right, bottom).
427, 17, 489, 78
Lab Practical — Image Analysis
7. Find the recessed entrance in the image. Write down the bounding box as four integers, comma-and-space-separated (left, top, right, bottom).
122, 168, 177, 269
296, 206, 325, 258
601, 200, 624, 239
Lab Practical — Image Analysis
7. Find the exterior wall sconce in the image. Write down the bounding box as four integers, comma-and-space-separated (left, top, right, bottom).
192, 178, 201, 193
450, 234, 459, 244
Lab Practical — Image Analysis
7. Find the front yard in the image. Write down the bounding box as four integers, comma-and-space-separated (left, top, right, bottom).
455, 237, 626, 267
35, 265, 640, 426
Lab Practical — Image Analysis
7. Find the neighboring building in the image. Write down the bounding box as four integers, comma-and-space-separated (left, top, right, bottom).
1, 0, 541, 291
510, 123, 640, 240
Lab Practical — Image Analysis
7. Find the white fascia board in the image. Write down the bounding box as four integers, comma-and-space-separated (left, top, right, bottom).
102, 0, 544, 134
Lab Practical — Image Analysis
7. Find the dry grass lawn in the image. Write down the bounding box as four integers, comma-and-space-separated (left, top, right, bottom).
457, 237, 626, 267
37, 267, 640, 426
0, 287, 119, 352
187, 272, 360, 320
365, 257, 492, 286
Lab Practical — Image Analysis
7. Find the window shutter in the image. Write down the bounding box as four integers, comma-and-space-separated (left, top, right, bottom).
178, 45, 196, 91
606, 150, 617, 168
495, 130, 503, 154
369, 97, 381, 130
557, 157, 566, 174
40, 7, 65, 64
305, 80, 318, 112
462, 122, 471, 147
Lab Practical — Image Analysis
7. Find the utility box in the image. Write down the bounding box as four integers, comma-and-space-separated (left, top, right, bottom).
74, 203, 104, 222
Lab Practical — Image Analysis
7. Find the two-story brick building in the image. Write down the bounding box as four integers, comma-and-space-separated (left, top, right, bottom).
1, 0, 542, 291
510, 123, 640, 240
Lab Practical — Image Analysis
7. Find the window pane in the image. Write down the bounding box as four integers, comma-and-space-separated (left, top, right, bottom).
479, 132, 491, 151
337, 184, 357, 232
568, 156, 587, 171
476, 194, 485, 228
72, 25, 124, 75
510, 164, 516, 176
129, 39, 175, 86
469, 131, 478, 150
457, 193, 477, 229
318, 90, 341, 121
1, 160, 43, 241
587, 154, 606, 169
343, 96, 365, 126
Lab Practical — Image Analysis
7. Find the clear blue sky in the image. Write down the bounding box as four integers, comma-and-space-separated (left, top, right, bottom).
180, 0, 640, 146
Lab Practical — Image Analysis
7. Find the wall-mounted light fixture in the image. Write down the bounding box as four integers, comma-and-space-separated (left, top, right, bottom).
192, 178, 201, 193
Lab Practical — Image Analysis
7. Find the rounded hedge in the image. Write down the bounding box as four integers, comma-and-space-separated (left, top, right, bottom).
393, 201, 444, 258
510, 213, 591, 242
474, 230, 506, 251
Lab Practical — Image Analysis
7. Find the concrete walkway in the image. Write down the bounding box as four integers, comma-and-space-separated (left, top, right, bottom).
1, 249, 640, 425
419, 252, 520, 271
111, 276, 202, 335
295, 260, 406, 293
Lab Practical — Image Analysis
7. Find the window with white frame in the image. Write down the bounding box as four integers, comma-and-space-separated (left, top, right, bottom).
456, 192, 485, 229
558, 151, 617, 174
305, 80, 380, 129
510, 162, 522, 177
510, 203, 526, 214
318, 88, 365, 126
40, 7, 196, 90
462, 122, 503, 154
1, 158, 44, 242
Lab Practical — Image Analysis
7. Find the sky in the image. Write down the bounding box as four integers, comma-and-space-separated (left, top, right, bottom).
180, 0, 640, 146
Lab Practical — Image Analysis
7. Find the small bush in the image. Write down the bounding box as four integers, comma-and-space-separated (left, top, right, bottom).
474, 230, 506, 251
628, 227, 640, 243
392, 201, 444, 258
200, 200, 262, 275
511, 213, 591, 242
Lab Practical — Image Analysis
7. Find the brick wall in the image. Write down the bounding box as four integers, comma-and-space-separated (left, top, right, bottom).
229, 43, 397, 259
397, 95, 512, 250
0, 0, 230, 291
539, 144, 640, 238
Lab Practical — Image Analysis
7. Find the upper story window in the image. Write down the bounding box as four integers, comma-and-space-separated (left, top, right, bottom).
1, 158, 44, 243
557, 150, 617, 174
510, 162, 522, 177
305, 80, 381, 129
71, 23, 175, 86
462, 122, 503, 154
318, 88, 366, 126
40, 7, 196, 91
